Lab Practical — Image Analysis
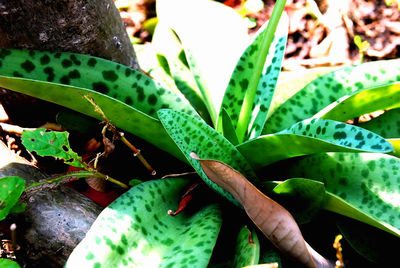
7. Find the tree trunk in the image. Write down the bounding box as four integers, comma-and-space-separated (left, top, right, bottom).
0, 0, 139, 70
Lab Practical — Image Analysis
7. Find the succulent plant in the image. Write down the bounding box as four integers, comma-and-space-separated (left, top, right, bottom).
0, 0, 399, 266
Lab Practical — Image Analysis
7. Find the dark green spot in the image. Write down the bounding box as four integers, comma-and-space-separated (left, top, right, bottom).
334, 131, 347, 140
13, 71, 23, 77
60, 75, 70, 85
40, 54, 50, 65
62, 59, 72, 68
239, 79, 249, 92
21, 60, 35, 72
125, 97, 133, 105
68, 69, 81, 79
102, 70, 118, 82
88, 58, 97, 67
0, 49, 11, 59
92, 82, 110, 94
148, 94, 157, 105
70, 54, 81, 65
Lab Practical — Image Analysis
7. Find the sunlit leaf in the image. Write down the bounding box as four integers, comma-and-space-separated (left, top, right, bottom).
157, 0, 249, 124
315, 82, 400, 122
264, 59, 400, 133
238, 118, 393, 169
218, 11, 288, 141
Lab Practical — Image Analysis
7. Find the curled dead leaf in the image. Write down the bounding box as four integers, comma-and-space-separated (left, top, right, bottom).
190, 152, 332, 268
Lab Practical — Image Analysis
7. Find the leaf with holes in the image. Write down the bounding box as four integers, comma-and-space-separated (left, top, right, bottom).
285, 152, 400, 237
218, 11, 288, 141
22, 129, 84, 167
158, 109, 256, 207
264, 59, 400, 133
0, 49, 197, 161
192, 155, 331, 268
66, 178, 222, 267
315, 82, 400, 122
232, 226, 260, 267
237, 118, 393, 169
0, 176, 25, 221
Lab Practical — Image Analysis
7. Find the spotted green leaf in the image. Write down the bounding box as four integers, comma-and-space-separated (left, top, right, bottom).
237, 118, 393, 169
22, 129, 83, 167
358, 108, 400, 139
285, 152, 400, 237
264, 59, 400, 133
232, 226, 260, 267
315, 82, 400, 122
66, 178, 222, 267
0, 259, 21, 268
152, 22, 211, 123
220, 108, 239, 145
0, 49, 196, 118
0, 49, 190, 160
158, 109, 256, 206
218, 8, 287, 142
267, 67, 340, 119
0, 176, 25, 221
157, 0, 249, 124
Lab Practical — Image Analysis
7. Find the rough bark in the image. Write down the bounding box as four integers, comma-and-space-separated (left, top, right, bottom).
0, 0, 139, 70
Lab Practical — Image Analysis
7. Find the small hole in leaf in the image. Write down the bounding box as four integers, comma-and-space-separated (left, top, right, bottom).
30, 138, 35, 142
0, 201, 6, 209
50, 139, 54, 145
45, 129, 52, 132
66, 158, 73, 163
62, 145, 69, 152
40, 131, 44, 136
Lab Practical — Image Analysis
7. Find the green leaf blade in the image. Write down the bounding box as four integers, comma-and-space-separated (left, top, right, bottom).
66, 178, 222, 267
238, 118, 393, 169
0, 176, 25, 221
285, 152, 400, 237
158, 109, 256, 206
0, 69, 183, 161
157, 0, 250, 125
218, 7, 287, 142
232, 226, 260, 267
316, 82, 400, 122
264, 59, 400, 133
0, 49, 197, 119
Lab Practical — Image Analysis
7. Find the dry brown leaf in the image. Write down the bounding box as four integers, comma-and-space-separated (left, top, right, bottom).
191, 153, 332, 268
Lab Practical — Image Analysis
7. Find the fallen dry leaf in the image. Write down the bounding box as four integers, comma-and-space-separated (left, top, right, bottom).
191, 152, 332, 268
